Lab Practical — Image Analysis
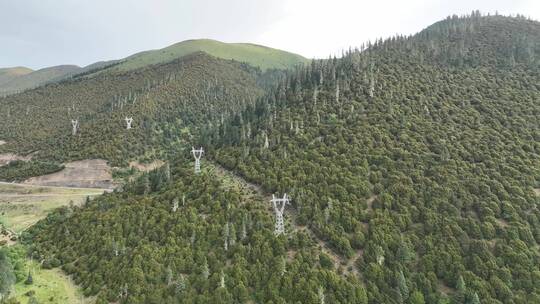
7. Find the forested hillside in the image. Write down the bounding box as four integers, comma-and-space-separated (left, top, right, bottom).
2, 12, 540, 304
24, 156, 367, 304
0, 52, 264, 166
416, 12, 539, 67
199, 14, 540, 303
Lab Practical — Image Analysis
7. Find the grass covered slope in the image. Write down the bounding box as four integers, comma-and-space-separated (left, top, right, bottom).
0, 65, 82, 95
1, 245, 91, 304
112, 39, 309, 72
0, 182, 103, 233
0, 39, 303, 95
0, 67, 33, 87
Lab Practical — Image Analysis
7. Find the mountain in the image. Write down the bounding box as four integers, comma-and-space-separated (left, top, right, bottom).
3, 13, 540, 304
0, 65, 82, 95
0, 52, 264, 166
0, 39, 307, 96
0, 66, 33, 86
414, 12, 540, 67
110, 39, 309, 72
200, 14, 540, 304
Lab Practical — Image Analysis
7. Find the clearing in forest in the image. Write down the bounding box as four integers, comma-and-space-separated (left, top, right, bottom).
13, 258, 93, 304
0, 182, 105, 233
23, 159, 116, 189
0, 153, 32, 167
129, 160, 165, 172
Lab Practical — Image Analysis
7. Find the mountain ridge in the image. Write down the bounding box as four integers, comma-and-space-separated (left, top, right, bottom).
108, 38, 309, 72
0, 39, 308, 95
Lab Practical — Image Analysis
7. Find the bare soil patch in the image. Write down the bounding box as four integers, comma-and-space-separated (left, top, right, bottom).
366, 195, 377, 210
438, 280, 455, 296
129, 160, 165, 172
495, 218, 510, 228
0, 153, 32, 167
534, 188, 540, 196
0, 230, 17, 246
23, 159, 116, 189
0, 140, 5, 145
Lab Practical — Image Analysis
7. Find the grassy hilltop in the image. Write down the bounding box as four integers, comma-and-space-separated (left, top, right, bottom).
108, 39, 309, 72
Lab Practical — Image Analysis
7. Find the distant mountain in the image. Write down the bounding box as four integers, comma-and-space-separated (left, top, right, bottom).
0, 39, 307, 95
110, 39, 309, 72
0, 65, 81, 95
0, 67, 33, 87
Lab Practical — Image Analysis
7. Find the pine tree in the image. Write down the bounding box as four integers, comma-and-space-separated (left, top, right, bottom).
175, 274, 186, 295
457, 275, 466, 293
470, 292, 480, 304
397, 270, 408, 300
164, 163, 171, 182
25, 270, 33, 285
202, 259, 210, 280
318, 286, 325, 304
165, 266, 173, 286
220, 270, 226, 289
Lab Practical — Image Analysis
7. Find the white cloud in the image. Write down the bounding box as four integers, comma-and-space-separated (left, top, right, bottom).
255, 0, 540, 58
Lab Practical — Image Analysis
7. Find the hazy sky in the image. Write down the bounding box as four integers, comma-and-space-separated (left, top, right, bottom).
1, 0, 538, 69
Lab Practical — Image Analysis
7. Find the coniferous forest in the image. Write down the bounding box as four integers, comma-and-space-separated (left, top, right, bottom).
0, 12, 540, 304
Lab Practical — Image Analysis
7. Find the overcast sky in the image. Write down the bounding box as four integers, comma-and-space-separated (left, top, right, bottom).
1, 0, 538, 69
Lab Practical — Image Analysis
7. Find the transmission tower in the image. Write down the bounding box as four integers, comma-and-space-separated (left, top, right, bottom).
191, 147, 204, 174
271, 193, 289, 235
71, 119, 79, 136
125, 117, 133, 129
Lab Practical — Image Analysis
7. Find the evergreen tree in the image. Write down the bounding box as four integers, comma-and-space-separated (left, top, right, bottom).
397, 270, 408, 300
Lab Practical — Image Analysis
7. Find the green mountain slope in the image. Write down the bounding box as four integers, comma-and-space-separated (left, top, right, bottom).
0, 52, 263, 166
200, 14, 540, 303
0, 65, 82, 95
0, 39, 305, 95
111, 39, 309, 72
414, 12, 540, 67
3, 13, 540, 304
25, 157, 366, 303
